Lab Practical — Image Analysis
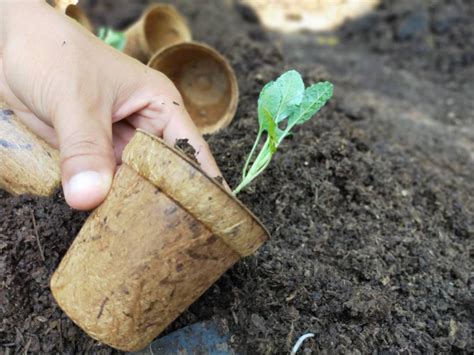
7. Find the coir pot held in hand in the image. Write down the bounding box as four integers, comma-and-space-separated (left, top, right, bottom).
50, 130, 269, 351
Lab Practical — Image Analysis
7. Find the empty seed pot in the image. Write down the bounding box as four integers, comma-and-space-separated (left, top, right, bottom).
0, 104, 60, 196
148, 42, 239, 134
124, 4, 192, 63
64, 4, 93, 32
50, 130, 269, 351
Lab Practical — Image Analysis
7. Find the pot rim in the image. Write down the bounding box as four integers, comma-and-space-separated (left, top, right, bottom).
126, 129, 270, 254
147, 42, 239, 135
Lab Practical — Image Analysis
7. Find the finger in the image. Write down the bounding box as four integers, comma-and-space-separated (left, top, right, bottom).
126, 97, 223, 180
1, 63, 58, 143
112, 120, 136, 163
163, 108, 223, 179
54, 104, 115, 210
11, 110, 58, 147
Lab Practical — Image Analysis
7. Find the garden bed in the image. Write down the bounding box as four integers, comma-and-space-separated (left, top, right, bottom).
1, 0, 472, 353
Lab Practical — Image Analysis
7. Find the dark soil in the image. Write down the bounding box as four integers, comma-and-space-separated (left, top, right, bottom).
1, 0, 473, 354
339, 0, 474, 86
174, 138, 199, 164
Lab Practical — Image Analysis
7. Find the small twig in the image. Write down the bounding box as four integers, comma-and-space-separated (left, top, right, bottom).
30, 210, 45, 261
291, 333, 315, 355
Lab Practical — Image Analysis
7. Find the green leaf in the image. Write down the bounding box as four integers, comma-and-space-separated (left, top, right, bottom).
262, 108, 278, 153
288, 81, 333, 126
258, 81, 281, 131
234, 70, 333, 195
276, 127, 287, 142
257, 70, 305, 131
274, 70, 305, 122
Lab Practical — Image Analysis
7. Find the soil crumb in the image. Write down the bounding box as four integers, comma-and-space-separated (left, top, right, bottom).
214, 176, 224, 185
174, 138, 199, 165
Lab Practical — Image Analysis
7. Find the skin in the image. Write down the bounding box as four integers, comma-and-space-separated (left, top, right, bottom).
0, 0, 223, 210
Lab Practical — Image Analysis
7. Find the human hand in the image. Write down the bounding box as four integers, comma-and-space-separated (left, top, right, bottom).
0, 1, 222, 210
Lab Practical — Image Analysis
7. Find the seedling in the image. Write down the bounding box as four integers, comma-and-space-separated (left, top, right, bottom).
233, 70, 333, 194
98, 27, 126, 51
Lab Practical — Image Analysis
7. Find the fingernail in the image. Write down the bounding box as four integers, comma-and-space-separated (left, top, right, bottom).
65, 171, 112, 210
68, 170, 108, 192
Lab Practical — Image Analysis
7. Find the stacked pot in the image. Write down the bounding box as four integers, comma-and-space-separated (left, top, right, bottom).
67, 3, 239, 134
123, 4, 239, 134
0, 3, 268, 352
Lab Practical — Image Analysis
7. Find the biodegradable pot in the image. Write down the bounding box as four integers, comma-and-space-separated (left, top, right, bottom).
0, 104, 60, 196
50, 130, 269, 351
65, 4, 93, 32
148, 42, 239, 135
124, 4, 192, 63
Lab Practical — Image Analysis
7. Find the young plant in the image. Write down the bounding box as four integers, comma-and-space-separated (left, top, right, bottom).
233, 70, 333, 194
98, 27, 127, 51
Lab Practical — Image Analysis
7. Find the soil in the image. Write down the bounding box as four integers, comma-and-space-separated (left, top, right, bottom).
1, 0, 473, 354
174, 138, 199, 164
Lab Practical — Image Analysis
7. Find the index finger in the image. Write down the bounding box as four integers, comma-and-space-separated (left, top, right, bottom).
163, 106, 222, 179
125, 96, 226, 185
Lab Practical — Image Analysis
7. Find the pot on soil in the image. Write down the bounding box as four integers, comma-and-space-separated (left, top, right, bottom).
0, 103, 60, 196
123, 4, 238, 134
123, 4, 192, 63
64, 4, 94, 32
148, 42, 239, 135
0, 106, 266, 351
50, 130, 269, 351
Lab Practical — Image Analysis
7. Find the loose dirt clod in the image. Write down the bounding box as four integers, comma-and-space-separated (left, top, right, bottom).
214, 176, 224, 185
174, 138, 199, 164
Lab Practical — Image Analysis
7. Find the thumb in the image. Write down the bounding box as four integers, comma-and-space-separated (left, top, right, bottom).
54, 105, 115, 210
